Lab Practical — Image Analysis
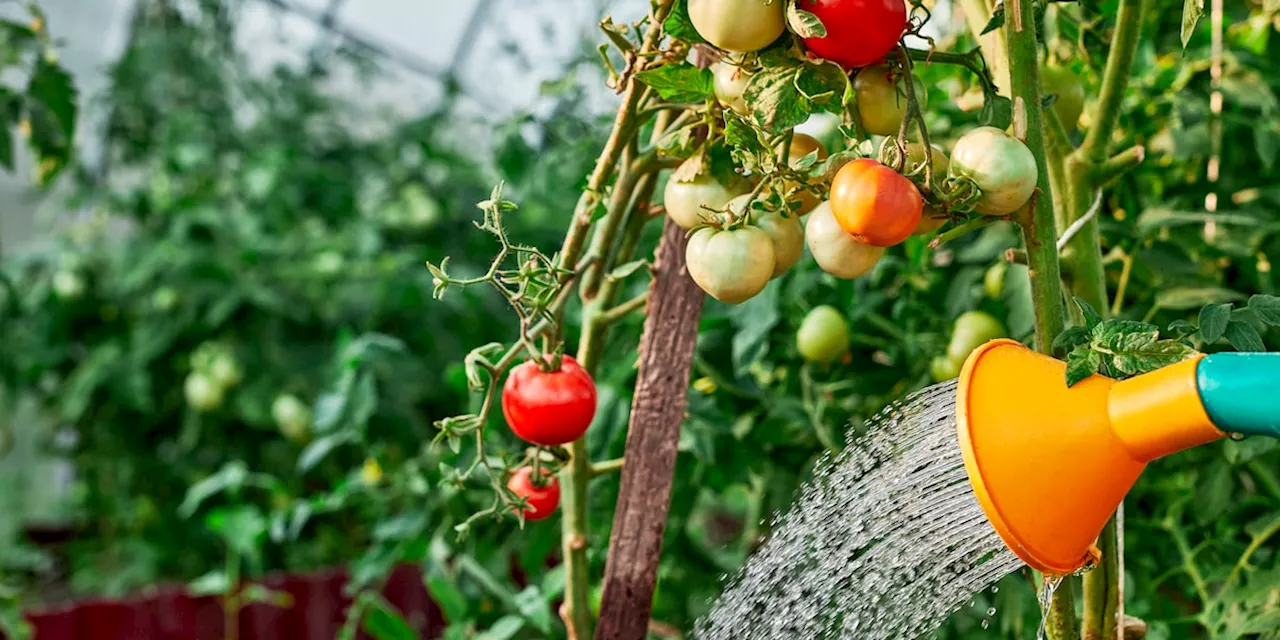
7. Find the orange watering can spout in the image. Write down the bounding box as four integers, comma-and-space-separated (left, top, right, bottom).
956, 339, 1280, 575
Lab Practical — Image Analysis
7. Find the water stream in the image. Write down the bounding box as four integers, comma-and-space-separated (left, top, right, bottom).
694, 381, 1026, 639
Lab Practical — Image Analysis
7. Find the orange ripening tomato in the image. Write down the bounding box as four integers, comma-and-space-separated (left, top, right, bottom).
828, 159, 923, 247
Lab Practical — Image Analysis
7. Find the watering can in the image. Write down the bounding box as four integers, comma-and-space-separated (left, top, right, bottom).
956, 339, 1280, 576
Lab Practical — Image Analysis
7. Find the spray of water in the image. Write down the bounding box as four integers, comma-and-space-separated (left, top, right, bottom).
694, 381, 1025, 639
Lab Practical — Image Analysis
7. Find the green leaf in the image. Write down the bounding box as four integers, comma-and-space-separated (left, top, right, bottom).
1194, 461, 1232, 524
1074, 297, 1103, 330
730, 280, 781, 369
189, 571, 231, 596
363, 597, 419, 640
1181, 0, 1205, 49
1167, 319, 1197, 338
179, 461, 248, 518
1248, 294, 1280, 326
786, 3, 826, 38
514, 586, 554, 634
241, 584, 294, 608
1090, 320, 1195, 377
635, 63, 714, 103
1224, 320, 1266, 352
298, 432, 354, 472
981, 4, 1005, 35
1255, 123, 1280, 170
1155, 287, 1245, 310
205, 506, 267, 556
1052, 325, 1090, 351
807, 149, 860, 180
0, 123, 11, 171
27, 60, 77, 141
980, 94, 1013, 130
663, 0, 704, 43
426, 573, 469, 623
745, 65, 814, 134
1065, 348, 1101, 387
1198, 302, 1233, 343
477, 617, 525, 640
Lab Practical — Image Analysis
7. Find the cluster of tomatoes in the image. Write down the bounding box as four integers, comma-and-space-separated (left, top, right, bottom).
670, 0, 1040, 305
499, 355, 598, 521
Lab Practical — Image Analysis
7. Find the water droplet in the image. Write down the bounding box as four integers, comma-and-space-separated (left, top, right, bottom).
1230, 432, 1247, 441
981, 619, 990, 629
987, 607, 997, 615
991, 586, 999, 593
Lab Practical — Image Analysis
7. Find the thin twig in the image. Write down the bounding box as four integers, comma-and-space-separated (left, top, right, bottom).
1056, 190, 1103, 251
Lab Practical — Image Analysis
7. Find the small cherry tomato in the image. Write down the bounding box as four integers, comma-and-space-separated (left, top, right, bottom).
829, 159, 923, 247
502, 356, 598, 446
798, 0, 907, 69
272, 394, 312, 442
508, 466, 561, 521
185, 373, 224, 412
930, 354, 964, 382
854, 65, 925, 136
733, 195, 804, 278
777, 133, 829, 215
984, 261, 1008, 299
797, 305, 851, 363
664, 159, 750, 229
713, 62, 752, 114
686, 224, 776, 303
947, 310, 1008, 362
805, 201, 885, 279
688, 0, 785, 53
1041, 66, 1086, 130
949, 126, 1038, 216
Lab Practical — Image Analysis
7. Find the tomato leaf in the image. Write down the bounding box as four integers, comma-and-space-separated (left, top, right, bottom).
1167, 318, 1197, 339
634, 63, 713, 103
786, 3, 826, 39
362, 596, 418, 640
1181, 0, 1205, 49
1247, 294, 1280, 327
807, 149, 860, 180
1197, 302, 1233, 343
1224, 320, 1266, 352
1052, 325, 1090, 352
1254, 123, 1280, 170
477, 616, 525, 640
1194, 461, 1233, 524
745, 65, 814, 134
1156, 286, 1245, 310
981, 4, 1005, 35
1074, 297, 1103, 331
1064, 347, 1100, 388
663, 0, 705, 44
980, 94, 1013, 130
1088, 320, 1195, 377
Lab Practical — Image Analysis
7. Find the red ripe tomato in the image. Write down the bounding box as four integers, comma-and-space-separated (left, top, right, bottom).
798, 0, 908, 70
507, 467, 560, 521
501, 355, 597, 446
828, 159, 923, 247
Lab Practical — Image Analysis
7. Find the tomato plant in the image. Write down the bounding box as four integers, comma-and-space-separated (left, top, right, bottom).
665, 160, 750, 229
829, 159, 923, 246
502, 356, 598, 446
739, 198, 804, 278
853, 65, 924, 136
798, 0, 908, 69
688, 0, 785, 53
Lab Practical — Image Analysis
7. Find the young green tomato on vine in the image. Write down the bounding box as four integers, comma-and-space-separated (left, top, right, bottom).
712, 62, 751, 115
688, 0, 785, 53
948, 126, 1038, 216
730, 194, 804, 278
1041, 66, 1086, 131
804, 201, 885, 279
501, 355, 597, 446
853, 65, 926, 137
797, 305, 851, 363
272, 394, 311, 443
946, 310, 1008, 363
685, 217, 776, 304
664, 158, 750, 230
507, 466, 560, 521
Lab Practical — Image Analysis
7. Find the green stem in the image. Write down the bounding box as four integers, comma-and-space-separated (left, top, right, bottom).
1003, 3, 1076, 639
1071, 3, 1147, 638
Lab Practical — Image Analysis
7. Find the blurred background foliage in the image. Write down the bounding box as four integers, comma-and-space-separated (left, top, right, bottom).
0, 0, 1276, 638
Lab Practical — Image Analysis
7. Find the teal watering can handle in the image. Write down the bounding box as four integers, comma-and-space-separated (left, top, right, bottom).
1197, 353, 1280, 439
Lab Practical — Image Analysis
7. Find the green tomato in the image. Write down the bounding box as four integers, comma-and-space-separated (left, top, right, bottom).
797, 305, 851, 363
184, 373, 225, 412
930, 355, 964, 382
946, 310, 1008, 363
949, 127, 1038, 216
688, 0, 785, 53
272, 394, 312, 442
854, 66, 926, 136
685, 225, 775, 304
664, 160, 749, 229
804, 201, 885, 279
208, 352, 243, 388
713, 62, 751, 114
1041, 66, 1085, 131
984, 261, 1008, 299
51, 270, 85, 299
732, 195, 803, 279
